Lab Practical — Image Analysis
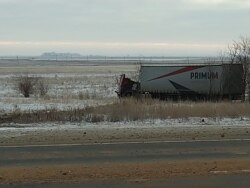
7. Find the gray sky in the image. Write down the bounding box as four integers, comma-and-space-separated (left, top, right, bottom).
0, 0, 249, 56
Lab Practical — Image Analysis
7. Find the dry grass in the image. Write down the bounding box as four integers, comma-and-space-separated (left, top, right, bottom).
1, 98, 250, 124
91, 98, 250, 121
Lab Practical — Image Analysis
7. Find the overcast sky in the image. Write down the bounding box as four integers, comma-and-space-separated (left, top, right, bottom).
0, 0, 249, 56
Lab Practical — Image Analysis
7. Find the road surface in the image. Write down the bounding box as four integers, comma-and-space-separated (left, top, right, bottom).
0, 139, 250, 187
0, 139, 250, 166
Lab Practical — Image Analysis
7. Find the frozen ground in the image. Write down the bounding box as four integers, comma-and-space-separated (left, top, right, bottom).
1, 116, 250, 129
1, 116, 250, 140
0, 63, 138, 113
1, 117, 250, 146
0, 116, 250, 140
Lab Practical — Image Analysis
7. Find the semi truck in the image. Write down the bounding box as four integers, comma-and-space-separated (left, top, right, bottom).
117, 63, 244, 100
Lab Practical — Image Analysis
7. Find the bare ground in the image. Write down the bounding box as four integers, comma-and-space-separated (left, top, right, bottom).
0, 159, 250, 185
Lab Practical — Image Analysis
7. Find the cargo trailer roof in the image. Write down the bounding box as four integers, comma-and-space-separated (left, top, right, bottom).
140, 63, 234, 67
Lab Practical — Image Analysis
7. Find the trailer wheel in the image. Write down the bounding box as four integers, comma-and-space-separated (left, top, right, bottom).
125, 92, 132, 97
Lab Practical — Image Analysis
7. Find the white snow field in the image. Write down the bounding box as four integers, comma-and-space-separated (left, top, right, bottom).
0, 62, 138, 114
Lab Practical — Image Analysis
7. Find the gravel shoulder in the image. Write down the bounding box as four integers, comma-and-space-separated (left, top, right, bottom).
1, 159, 250, 185
1, 121, 250, 146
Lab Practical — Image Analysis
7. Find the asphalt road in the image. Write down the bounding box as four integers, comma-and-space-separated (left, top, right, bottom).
0, 139, 250, 167
0, 139, 250, 187
2, 175, 250, 188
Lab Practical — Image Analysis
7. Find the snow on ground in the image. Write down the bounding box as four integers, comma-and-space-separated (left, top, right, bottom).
0, 64, 137, 113
1, 117, 250, 131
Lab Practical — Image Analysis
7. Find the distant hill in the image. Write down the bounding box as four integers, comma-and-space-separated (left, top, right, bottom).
40, 52, 83, 59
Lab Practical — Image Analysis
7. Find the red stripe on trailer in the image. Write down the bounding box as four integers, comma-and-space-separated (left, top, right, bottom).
148, 66, 204, 81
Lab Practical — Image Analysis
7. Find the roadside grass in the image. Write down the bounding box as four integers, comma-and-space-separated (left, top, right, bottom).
1, 98, 250, 124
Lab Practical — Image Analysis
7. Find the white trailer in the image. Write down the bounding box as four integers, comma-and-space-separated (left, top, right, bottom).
138, 64, 244, 99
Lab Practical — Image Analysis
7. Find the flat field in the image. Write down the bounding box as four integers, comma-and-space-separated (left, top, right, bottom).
0, 60, 138, 113
0, 59, 250, 146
